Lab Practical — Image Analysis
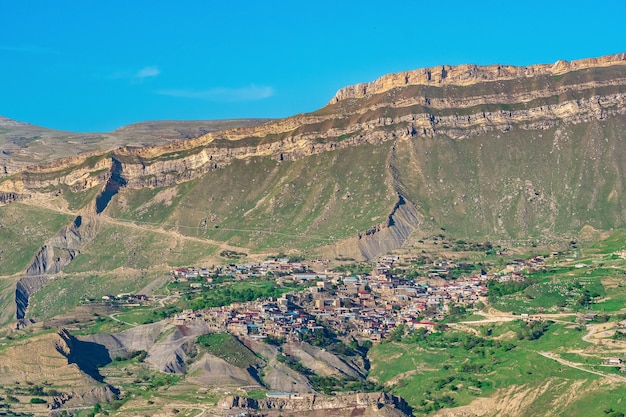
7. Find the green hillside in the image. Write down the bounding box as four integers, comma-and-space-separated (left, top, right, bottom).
393, 118, 626, 241
0, 204, 72, 275
106, 143, 396, 252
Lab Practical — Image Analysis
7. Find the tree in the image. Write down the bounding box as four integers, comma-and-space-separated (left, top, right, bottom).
30, 397, 46, 404
388, 324, 407, 342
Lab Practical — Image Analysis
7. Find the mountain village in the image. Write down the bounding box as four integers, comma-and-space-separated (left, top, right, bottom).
163, 255, 548, 342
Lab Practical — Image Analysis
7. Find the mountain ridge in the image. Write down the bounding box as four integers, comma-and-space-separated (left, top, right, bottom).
2, 54, 626, 417
2, 54, 626, 199
1, 53, 626, 265
330, 52, 626, 102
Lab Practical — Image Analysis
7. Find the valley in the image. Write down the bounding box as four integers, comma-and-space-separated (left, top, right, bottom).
0, 54, 626, 416
1, 233, 625, 416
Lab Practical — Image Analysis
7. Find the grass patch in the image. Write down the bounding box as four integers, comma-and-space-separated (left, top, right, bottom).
28, 270, 155, 320
179, 276, 313, 310
0, 204, 71, 275
488, 265, 622, 314
368, 321, 595, 413
197, 332, 260, 369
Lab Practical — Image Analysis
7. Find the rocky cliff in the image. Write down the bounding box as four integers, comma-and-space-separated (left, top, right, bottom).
330, 53, 626, 102
219, 392, 413, 416
2, 54, 625, 199
0, 117, 272, 176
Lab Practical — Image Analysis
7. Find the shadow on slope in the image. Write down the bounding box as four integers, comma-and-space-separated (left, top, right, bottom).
55, 328, 112, 383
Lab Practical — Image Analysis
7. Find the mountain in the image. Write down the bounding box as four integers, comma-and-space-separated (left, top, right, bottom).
0, 117, 272, 174
2, 54, 626, 255
0, 53, 625, 318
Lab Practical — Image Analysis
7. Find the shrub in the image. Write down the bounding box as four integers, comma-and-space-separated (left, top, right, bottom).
30, 397, 47, 404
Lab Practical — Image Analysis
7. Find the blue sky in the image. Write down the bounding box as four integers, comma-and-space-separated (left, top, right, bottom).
1, 0, 625, 132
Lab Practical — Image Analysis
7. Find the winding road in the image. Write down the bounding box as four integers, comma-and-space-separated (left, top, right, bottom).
108, 312, 138, 327
537, 351, 626, 383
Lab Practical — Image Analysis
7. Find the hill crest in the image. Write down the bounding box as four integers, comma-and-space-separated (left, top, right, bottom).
330, 52, 626, 103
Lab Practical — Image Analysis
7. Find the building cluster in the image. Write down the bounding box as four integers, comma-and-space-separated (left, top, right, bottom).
171, 256, 490, 341
173, 258, 309, 281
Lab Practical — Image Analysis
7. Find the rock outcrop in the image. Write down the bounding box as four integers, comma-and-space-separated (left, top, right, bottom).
219, 392, 413, 416
187, 353, 263, 387
330, 53, 626, 102
283, 340, 366, 379
16, 214, 98, 321
49, 386, 118, 410
15, 275, 48, 321
0, 117, 271, 176
83, 321, 216, 375
357, 194, 420, 260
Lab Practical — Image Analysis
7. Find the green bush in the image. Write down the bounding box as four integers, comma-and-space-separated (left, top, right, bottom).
30, 397, 47, 404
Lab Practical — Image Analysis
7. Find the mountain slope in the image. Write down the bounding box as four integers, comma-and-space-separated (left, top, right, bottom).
0, 53, 625, 268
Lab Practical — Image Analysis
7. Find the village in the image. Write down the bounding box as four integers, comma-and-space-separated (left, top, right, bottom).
163, 254, 550, 342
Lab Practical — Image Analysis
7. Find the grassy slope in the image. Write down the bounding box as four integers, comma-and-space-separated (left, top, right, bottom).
102, 116, 626, 255
25, 220, 218, 319
0, 204, 70, 325
107, 143, 396, 252
368, 322, 619, 416
197, 332, 260, 369
0, 203, 71, 275
393, 117, 626, 242
27, 271, 152, 320
62, 222, 217, 273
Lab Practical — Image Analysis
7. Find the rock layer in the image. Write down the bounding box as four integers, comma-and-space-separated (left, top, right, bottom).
330, 53, 626, 102
219, 392, 413, 416
2, 54, 626, 199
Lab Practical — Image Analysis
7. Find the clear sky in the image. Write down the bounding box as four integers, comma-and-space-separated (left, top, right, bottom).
1, 0, 625, 132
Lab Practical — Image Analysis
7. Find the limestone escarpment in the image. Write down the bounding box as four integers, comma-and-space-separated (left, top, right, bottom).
1, 54, 625, 201
0, 191, 23, 204
0, 152, 112, 202
104, 83, 626, 191
0, 118, 272, 177
1, 54, 626, 259
330, 53, 626, 102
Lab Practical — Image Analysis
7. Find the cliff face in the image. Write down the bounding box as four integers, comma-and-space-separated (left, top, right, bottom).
330, 53, 626, 102
219, 392, 413, 416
